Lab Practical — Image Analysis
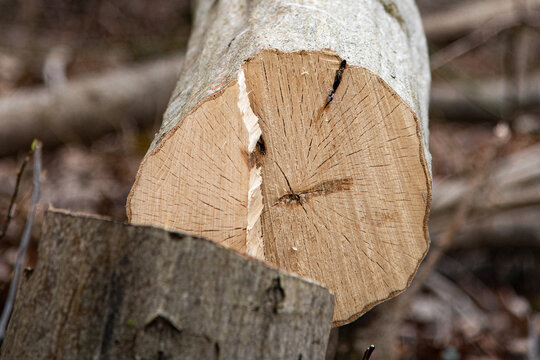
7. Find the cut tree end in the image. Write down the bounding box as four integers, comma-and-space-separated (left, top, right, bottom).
127, 49, 431, 326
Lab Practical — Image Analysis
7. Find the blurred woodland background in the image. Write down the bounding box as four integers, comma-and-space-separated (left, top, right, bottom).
0, 0, 539, 359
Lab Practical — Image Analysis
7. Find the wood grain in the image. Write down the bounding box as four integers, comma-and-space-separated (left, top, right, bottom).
129, 50, 431, 325
128, 0, 431, 326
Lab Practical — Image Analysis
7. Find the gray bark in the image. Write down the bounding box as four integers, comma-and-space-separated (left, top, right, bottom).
0, 210, 333, 359
155, 0, 431, 169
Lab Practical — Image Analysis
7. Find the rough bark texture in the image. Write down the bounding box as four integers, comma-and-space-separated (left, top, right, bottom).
0, 54, 183, 155
0, 210, 333, 359
152, 0, 431, 165
128, 0, 431, 326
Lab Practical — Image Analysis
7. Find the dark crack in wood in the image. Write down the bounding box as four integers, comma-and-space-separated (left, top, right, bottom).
323, 60, 347, 111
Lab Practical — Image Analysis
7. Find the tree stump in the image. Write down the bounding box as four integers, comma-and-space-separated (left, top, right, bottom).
128, 0, 432, 325
0, 210, 333, 359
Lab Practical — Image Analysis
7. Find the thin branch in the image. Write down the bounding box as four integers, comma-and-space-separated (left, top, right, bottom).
430, 17, 517, 71
362, 345, 375, 360
430, 11, 540, 71
0, 140, 42, 344
0, 145, 36, 239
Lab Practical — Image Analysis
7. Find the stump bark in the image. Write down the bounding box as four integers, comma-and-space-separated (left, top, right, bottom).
0, 210, 333, 359
128, 0, 432, 326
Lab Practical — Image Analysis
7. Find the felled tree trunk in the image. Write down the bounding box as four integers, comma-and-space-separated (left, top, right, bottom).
0, 210, 333, 359
128, 0, 431, 326
0, 55, 183, 155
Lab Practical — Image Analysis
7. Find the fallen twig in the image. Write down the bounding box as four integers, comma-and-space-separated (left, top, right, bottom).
362, 345, 375, 360
0, 145, 36, 239
0, 140, 42, 344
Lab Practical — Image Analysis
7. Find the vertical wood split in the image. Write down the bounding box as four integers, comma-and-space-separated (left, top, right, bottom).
238, 69, 265, 259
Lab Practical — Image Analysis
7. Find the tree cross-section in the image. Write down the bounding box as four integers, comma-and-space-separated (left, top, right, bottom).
128, 0, 432, 326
